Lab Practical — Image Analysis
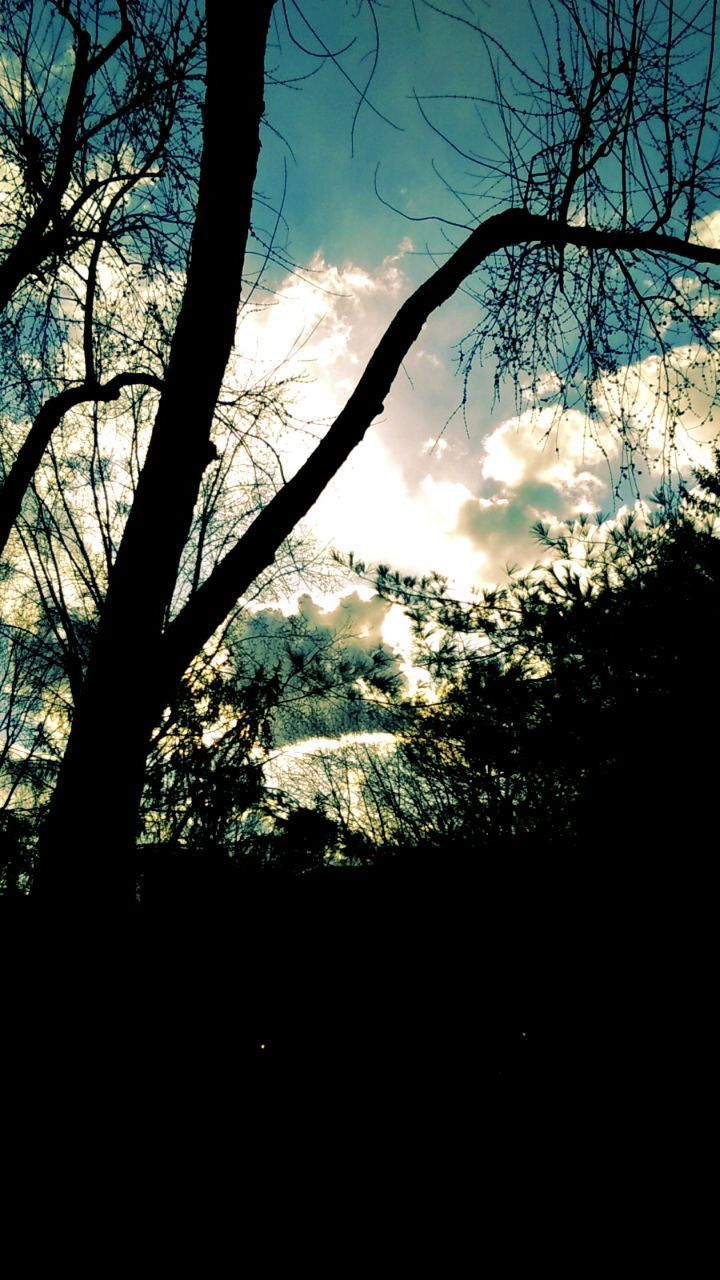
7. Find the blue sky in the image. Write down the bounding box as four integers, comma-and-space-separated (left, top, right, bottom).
247, 1, 549, 596
230, 0, 720, 617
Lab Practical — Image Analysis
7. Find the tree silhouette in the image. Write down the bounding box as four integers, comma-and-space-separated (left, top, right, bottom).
0, 0, 205, 558
343, 474, 720, 877
0, 1, 717, 902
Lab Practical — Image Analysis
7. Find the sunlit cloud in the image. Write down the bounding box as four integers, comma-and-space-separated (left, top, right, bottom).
230, 247, 492, 594
235, 249, 406, 414
691, 209, 720, 248
226, 234, 720, 606
313, 432, 485, 594
594, 344, 720, 472
481, 407, 615, 493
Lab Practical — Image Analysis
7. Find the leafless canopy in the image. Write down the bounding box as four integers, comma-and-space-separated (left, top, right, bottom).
409, 0, 720, 482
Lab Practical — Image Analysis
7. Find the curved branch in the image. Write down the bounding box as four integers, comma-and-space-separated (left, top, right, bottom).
161, 205, 720, 688
0, 372, 163, 564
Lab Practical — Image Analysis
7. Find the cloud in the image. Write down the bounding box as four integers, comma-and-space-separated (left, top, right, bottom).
434, 405, 616, 577
457, 333, 720, 577
691, 209, 720, 248
421, 436, 448, 455
237, 252, 615, 590
231, 248, 601, 592
458, 482, 566, 558
228, 239, 720, 605
480, 407, 614, 494
297, 591, 390, 649
239, 590, 396, 665
234, 249, 407, 432
312, 430, 486, 593
593, 344, 720, 471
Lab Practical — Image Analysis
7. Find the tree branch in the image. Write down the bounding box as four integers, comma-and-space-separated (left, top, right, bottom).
161, 206, 720, 688
0, 373, 163, 564
0, 26, 91, 310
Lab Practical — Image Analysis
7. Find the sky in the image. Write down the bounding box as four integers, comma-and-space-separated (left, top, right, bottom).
227, 0, 720, 636
0, 0, 718, 840
255, 0, 549, 599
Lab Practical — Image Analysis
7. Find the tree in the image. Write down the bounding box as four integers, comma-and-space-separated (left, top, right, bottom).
137, 597, 400, 867
324, 469, 720, 875
1, 0, 717, 903
0, 0, 205, 558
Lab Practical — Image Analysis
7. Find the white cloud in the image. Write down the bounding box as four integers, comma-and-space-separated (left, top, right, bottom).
415, 349, 444, 369
228, 247, 491, 594
438, 404, 618, 577
231, 248, 412, 478
311, 431, 485, 595
228, 241, 720, 603
481, 406, 615, 495
236, 251, 405, 384
421, 436, 448, 455
691, 209, 720, 248
594, 344, 720, 472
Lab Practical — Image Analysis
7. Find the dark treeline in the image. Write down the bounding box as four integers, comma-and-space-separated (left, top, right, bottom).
4, 459, 718, 900
3, 471, 714, 1140
6, 464, 717, 994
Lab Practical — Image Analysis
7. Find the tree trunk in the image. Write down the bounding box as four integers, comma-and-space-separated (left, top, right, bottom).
32, 3, 275, 905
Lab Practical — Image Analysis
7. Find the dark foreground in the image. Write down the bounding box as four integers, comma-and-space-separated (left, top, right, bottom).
2, 852, 708, 1167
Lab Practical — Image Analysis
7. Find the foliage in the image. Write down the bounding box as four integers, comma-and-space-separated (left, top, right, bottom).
336, 470, 720, 859
139, 602, 402, 856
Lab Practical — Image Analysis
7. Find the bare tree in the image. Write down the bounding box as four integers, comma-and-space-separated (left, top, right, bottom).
0, 0, 204, 556
9, 0, 719, 901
